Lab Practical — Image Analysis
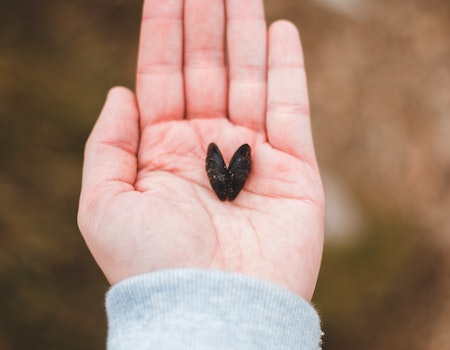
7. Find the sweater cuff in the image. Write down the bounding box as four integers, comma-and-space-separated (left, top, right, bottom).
106, 269, 322, 349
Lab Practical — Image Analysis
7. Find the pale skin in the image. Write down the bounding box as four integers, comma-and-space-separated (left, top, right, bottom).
78, 0, 324, 301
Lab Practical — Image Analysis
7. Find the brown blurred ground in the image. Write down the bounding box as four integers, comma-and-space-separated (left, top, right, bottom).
0, 0, 449, 349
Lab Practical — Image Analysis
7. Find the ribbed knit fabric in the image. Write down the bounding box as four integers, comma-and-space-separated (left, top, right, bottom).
106, 269, 322, 349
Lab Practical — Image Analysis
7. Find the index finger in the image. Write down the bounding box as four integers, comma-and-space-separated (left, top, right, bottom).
136, 0, 184, 125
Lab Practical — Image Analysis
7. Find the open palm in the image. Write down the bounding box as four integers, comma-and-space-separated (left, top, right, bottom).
78, 0, 324, 300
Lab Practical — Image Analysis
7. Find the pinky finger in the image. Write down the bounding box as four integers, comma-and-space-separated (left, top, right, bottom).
266, 20, 316, 164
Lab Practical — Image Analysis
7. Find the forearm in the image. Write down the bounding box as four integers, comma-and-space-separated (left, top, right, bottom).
106, 269, 322, 349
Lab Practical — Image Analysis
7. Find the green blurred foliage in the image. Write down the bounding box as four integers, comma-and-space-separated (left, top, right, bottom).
315, 214, 442, 349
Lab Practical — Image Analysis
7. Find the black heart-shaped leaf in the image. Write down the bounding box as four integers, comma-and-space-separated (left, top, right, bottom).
205, 143, 251, 201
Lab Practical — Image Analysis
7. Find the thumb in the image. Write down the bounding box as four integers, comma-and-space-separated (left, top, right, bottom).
78, 86, 139, 229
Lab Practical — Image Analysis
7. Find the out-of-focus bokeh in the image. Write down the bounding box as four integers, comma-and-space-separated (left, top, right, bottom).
1, 0, 448, 348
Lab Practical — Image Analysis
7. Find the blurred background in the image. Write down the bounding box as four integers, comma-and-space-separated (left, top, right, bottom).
0, 0, 448, 348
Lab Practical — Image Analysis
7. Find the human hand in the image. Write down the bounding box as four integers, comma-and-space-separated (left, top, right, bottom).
78, 0, 324, 300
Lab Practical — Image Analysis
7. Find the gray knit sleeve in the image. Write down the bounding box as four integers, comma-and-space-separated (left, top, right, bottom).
106, 269, 322, 349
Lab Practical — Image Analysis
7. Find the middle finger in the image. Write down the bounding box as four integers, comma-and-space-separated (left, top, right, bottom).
184, 0, 227, 119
